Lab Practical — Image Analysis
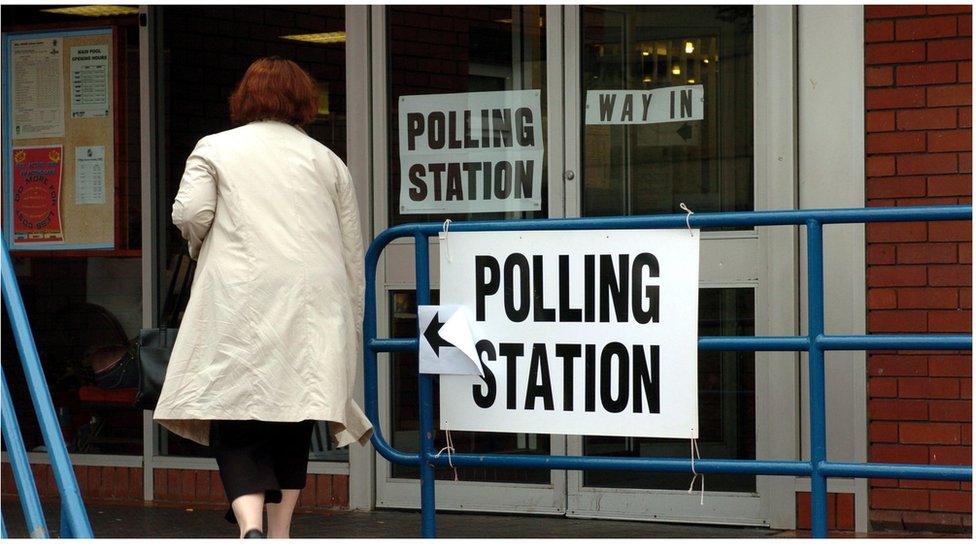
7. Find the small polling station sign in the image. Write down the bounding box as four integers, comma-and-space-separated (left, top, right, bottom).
436, 228, 701, 439
398, 90, 544, 215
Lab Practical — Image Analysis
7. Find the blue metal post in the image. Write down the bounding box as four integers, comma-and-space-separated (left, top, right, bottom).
806, 221, 829, 538
1, 367, 48, 538
1, 239, 92, 538
59, 505, 72, 538
415, 233, 436, 538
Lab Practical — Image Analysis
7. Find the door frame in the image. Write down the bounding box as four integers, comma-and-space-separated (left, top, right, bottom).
371, 4, 570, 514
561, 5, 800, 528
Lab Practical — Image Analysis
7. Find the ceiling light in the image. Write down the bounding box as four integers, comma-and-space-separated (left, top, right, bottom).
672, 65, 681, 75
642, 50, 650, 57
280, 32, 346, 45
42, 5, 139, 17
687, 79, 695, 84
685, 41, 694, 54
703, 58, 709, 64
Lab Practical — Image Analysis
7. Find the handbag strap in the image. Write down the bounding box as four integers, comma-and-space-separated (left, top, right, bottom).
162, 250, 196, 328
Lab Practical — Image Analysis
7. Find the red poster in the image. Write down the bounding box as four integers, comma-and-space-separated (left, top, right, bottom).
11, 146, 63, 243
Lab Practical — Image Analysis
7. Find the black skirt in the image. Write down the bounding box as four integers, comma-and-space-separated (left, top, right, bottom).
209, 419, 315, 524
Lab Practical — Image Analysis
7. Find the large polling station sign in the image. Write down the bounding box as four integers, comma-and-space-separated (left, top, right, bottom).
437, 229, 701, 439
398, 90, 544, 215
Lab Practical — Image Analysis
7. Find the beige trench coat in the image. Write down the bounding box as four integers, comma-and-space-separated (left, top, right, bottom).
153, 120, 373, 448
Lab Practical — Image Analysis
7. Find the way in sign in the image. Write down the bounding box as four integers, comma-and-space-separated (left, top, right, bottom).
584, 85, 704, 126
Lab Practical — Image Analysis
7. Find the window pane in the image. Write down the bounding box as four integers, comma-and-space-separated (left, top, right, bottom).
1, 7, 143, 456
387, 6, 548, 226
581, 6, 754, 223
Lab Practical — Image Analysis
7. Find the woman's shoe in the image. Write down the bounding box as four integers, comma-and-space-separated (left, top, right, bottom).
243, 529, 265, 538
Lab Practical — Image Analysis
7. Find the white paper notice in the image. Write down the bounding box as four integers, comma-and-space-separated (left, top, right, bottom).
70, 45, 110, 118
585, 85, 704, 125
11, 38, 65, 139
418, 305, 484, 376
75, 146, 106, 204
398, 90, 544, 215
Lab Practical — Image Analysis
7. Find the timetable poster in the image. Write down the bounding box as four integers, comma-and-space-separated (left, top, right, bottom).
11, 38, 65, 139
11, 146, 64, 243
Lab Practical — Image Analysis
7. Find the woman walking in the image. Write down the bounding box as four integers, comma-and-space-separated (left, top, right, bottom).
153, 57, 373, 539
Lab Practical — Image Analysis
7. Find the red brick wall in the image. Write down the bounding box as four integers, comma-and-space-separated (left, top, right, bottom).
1, 463, 349, 512
865, 4, 972, 532
2, 463, 144, 504
795, 492, 855, 532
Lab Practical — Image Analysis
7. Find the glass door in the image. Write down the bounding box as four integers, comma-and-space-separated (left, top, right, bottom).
374, 5, 568, 514
563, 5, 799, 526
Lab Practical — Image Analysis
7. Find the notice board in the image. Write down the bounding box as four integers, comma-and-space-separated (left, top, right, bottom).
2, 27, 118, 251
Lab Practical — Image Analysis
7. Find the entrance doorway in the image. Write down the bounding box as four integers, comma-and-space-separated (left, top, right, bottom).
372, 5, 799, 526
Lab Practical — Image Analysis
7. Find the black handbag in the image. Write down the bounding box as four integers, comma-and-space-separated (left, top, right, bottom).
135, 251, 196, 410
89, 341, 140, 390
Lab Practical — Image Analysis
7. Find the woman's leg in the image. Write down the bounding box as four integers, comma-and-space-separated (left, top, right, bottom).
211, 420, 277, 536
231, 492, 265, 537
265, 488, 301, 538
268, 420, 315, 539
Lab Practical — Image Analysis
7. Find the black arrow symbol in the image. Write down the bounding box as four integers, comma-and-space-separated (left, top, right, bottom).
423, 312, 454, 357
677, 123, 693, 142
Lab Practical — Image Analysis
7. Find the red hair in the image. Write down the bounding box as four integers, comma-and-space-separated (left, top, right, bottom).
229, 56, 318, 127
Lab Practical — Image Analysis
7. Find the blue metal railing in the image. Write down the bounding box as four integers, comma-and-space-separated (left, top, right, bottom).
362, 205, 972, 539
0, 237, 93, 538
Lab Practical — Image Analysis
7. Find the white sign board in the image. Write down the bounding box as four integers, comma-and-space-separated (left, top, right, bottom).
585, 85, 703, 125
398, 90, 544, 215
439, 229, 701, 439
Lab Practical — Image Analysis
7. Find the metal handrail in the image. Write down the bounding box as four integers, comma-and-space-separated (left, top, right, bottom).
1, 237, 93, 538
362, 205, 972, 538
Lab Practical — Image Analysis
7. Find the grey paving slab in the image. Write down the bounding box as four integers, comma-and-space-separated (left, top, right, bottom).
3, 502, 776, 539
3, 501, 968, 539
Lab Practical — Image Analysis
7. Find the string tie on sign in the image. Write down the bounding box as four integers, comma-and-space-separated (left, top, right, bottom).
688, 438, 705, 505
679, 203, 695, 237
441, 219, 453, 263
434, 429, 459, 481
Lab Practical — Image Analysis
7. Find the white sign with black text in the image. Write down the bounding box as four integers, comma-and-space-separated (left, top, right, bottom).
585, 85, 704, 125
70, 45, 110, 118
438, 229, 701, 439
398, 90, 544, 215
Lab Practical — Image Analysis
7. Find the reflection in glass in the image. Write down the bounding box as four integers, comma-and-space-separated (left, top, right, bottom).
581, 6, 754, 222
584, 288, 757, 492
